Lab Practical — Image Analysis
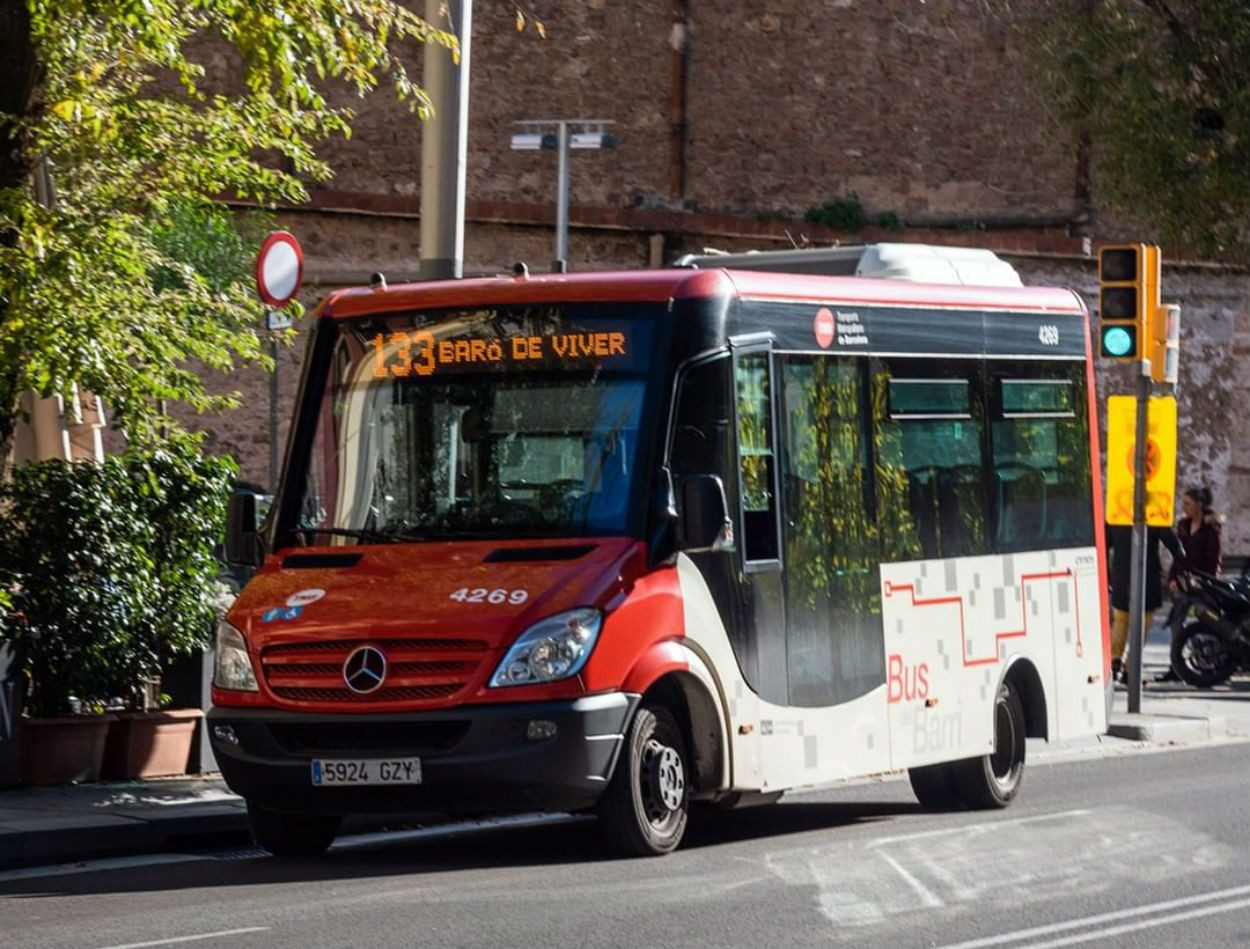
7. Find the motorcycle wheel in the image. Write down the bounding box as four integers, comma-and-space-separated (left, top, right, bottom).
1171, 622, 1235, 688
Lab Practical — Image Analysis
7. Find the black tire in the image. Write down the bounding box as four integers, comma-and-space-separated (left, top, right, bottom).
908, 762, 962, 811
951, 682, 1027, 810
1171, 622, 1235, 688
247, 801, 340, 857
598, 703, 689, 856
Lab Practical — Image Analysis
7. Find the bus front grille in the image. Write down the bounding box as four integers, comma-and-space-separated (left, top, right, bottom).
268, 684, 463, 704
259, 638, 489, 707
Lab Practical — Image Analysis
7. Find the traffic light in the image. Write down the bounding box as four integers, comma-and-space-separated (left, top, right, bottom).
1097, 243, 1159, 361
1149, 303, 1181, 384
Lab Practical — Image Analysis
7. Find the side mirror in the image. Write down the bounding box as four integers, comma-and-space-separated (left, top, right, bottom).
679, 474, 733, 553
224, 492, 264, 567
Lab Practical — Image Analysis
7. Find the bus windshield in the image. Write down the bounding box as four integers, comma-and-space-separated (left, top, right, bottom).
291, 303, 665, 543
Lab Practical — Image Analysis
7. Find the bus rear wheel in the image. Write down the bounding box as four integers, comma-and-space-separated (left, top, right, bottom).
952, 681, 1027, 809
598, 703, 689, 857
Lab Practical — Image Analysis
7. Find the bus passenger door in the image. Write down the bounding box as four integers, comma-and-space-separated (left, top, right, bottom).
668, 352, 770, 789
731, 344, 788, 714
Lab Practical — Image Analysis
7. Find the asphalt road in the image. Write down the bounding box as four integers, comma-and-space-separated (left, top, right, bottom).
3, 741, 1250, 949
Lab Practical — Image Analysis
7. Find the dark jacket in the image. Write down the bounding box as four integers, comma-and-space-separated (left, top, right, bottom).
1169, 513, 1223, 581
1106, 524, 1183, 612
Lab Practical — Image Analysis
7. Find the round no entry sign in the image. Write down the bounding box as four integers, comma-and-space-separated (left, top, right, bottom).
255, 231, 304, 308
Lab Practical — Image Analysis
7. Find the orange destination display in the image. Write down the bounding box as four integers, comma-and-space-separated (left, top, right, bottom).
372, 328, 628, 378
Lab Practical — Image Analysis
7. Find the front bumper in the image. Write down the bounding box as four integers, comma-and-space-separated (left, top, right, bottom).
208, 692, 639, 817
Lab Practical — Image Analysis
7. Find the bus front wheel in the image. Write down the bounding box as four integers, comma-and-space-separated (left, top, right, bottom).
952, 681, 1027, 809
598, 703, 690, 856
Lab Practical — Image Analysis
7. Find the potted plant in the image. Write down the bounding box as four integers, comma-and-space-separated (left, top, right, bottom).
0, 458, 144, 784
0, 443, 234, 784
100, 444, 235, 780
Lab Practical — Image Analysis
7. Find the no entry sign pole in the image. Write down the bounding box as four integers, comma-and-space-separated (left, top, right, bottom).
254, 232, 304, 491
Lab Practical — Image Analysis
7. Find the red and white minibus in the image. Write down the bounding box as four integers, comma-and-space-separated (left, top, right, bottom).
212, 248, 1110, 857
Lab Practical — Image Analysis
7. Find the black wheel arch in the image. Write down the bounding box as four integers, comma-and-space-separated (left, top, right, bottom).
997, 657, 1048, 740
639, 672, 726, 798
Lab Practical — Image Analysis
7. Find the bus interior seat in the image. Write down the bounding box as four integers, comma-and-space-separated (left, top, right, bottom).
996, 466, 1047, 548
906, 468, 939, 558
936, 465, 983, 557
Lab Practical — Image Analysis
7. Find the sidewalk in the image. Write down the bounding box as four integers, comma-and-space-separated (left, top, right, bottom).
0, 776, 248, 870
1106, 613, 1250, 742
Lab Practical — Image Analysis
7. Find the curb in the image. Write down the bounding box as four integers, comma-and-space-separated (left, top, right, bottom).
1106, 712, 1226, 744
0, 804, 250, 871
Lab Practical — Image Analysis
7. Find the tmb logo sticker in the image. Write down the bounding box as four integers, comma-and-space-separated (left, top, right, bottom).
814, 308, 835, 349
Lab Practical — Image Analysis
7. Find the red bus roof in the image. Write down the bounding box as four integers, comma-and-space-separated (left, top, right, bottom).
319, 268, 1085, 319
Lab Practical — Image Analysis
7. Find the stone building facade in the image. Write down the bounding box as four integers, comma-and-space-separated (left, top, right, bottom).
190, 1, 1249, 554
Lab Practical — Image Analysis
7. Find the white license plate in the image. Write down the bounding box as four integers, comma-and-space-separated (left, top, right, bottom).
311, 757, 422, 787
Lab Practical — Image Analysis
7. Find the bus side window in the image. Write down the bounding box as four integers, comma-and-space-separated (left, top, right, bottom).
874, 363, 990, 561
670, 356, 734, 489
735, 350, 780, 564
990, 369, 1093, 552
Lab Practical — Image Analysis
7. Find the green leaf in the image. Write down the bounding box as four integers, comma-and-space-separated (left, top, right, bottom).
1, 0, 455, 455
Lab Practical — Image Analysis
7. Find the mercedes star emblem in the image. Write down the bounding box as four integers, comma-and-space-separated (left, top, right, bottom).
343, 645, 387, 694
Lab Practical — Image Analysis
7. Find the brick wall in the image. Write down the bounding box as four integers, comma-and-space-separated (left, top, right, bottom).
311, 1, 1077, 224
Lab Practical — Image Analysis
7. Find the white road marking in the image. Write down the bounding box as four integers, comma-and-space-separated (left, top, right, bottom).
866, 809, 1092, 848
767, 806, 1232, 929
937, 882, 1250, 948
878, 852, 944, 908
1020, 895, 1250, 948
95, 928, 269, 949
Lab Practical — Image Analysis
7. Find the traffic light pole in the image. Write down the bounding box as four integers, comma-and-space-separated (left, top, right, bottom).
1126, 364, 1151, 713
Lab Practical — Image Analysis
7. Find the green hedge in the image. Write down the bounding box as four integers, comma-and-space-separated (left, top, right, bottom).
0, 444, 235, 717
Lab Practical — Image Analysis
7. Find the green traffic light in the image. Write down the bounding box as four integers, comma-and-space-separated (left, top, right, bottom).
1101, 325, 1136, 358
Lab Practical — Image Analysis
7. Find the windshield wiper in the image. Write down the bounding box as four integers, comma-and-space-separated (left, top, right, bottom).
297, 526, 433, 544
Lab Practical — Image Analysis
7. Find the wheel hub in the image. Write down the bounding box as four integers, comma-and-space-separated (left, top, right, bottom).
1185, 633, 1223, 671
644, 740, 685, 814
990, 696, 1022, 789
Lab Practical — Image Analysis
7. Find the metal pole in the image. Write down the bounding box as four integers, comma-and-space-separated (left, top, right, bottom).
554, 121, 570, 271
268, 337, 279, 492
418, 0, 471, 281
1126, 367, 1151, 713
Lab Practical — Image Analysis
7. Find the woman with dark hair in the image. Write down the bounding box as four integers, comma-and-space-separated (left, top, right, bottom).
1158, 486, 1223, 681
1170, 485, 1223, 582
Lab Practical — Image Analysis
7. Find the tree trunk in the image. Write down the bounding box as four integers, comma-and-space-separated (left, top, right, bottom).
0, 0, 40, 194
0, 0, 42, 465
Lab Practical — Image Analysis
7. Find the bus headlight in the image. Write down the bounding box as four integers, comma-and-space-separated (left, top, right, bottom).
213, 620, 259, 691
489, 608, 602, 687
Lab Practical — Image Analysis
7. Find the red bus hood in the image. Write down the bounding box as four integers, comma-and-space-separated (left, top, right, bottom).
230, 537, 643, 651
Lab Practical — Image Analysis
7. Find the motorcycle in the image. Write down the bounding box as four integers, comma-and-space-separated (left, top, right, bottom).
1168, 569, 1250, 688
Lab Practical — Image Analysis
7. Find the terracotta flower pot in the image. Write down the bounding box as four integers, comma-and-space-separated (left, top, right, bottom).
20, 715, 116, 786
101, 709, 203, 780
